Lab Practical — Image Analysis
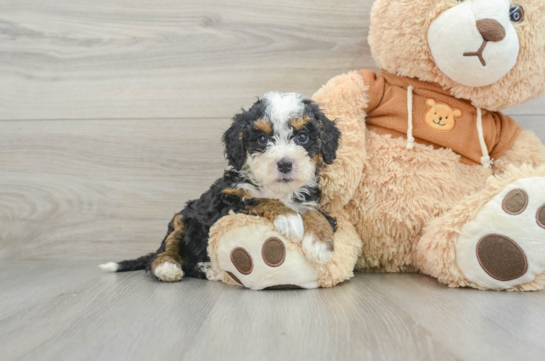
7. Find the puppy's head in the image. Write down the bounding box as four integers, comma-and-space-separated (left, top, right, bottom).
223, 92, 340, 195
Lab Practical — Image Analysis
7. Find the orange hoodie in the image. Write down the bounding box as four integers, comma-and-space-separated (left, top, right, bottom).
360, 69, 522, 166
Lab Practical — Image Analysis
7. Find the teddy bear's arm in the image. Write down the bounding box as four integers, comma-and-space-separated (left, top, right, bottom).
492, 131, 545, 174
311, 71, 369, 212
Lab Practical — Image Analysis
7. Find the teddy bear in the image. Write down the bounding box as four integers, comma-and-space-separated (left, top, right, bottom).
207, 0, 545, 291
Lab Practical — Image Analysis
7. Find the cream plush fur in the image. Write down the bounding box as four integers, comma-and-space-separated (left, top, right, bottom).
209, 0, 545, 291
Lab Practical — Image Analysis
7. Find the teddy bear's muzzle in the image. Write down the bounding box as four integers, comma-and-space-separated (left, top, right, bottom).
463, 19, 507, 67
428, 0, 519, 88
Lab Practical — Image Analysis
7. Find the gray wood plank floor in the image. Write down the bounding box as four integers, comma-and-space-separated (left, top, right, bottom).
2, 260, 545, 361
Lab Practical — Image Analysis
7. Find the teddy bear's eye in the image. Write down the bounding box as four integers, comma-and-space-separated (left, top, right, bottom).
510, 4, 524, 23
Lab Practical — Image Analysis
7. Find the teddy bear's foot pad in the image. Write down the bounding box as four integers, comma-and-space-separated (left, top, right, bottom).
476, 234, 528, 281
457, 177, 545, 289
216, 224, 319, 290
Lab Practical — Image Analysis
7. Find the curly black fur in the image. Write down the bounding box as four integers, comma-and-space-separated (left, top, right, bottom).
302, 99, 341, 165
147, 169, 257, 278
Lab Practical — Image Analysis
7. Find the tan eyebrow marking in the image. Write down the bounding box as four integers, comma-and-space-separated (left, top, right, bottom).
254, 119, 273, 134
290, 115, 310, 130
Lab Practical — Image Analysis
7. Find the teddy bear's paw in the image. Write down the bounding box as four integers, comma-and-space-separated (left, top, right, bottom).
215, 223, 320, 290
154, 261, 184, 282
456, 177, 545, 290
302, 234, 334, 264
273, 214, 305, 242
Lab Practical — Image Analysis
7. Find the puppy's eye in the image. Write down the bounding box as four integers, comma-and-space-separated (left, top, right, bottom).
294, 132, 309, 145
257, 135, 269, 146
510, 4, 524, 23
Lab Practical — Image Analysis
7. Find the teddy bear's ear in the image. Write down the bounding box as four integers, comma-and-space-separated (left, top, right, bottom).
453, 109, 463, 118
426, 99, 437, 108
222, 112, 248, 171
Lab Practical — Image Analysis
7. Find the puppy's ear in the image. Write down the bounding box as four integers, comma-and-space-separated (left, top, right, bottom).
222, 113, 247, 170
315, 108, 341, 165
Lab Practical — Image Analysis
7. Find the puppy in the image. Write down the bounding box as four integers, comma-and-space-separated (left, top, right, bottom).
100, 92, 341, 282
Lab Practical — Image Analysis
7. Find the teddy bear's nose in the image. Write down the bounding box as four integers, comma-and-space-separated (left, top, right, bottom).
476, 19, 506, 42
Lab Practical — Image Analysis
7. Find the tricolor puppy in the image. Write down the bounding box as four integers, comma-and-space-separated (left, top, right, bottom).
100, 92, 341, 282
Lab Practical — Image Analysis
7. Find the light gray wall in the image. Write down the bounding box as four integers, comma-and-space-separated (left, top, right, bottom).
0, 0, 543, 260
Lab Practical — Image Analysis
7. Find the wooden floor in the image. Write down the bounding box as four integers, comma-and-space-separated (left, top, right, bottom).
1, 260, 544, 361
2, 0, 545, 360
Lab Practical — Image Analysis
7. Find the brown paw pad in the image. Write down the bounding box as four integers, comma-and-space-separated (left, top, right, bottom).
477, 234, 528, 281
262, 237, 286, 267
502, 189, 528, 215
230, 247, 253, 275
537, 204, 545, 229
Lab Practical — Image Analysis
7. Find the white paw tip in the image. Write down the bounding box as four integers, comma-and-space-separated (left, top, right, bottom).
206, 269, 222, 282
274, 214, 305, 242
98, 262, 119, 272
302, 234, 333, 264
197, 262, 222, 281
154, 262, 184, 282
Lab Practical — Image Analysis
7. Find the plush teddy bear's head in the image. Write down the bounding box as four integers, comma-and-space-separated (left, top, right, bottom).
369, 0, 545, 111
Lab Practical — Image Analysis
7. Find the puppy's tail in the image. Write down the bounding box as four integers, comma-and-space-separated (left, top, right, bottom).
99, 253, 155, 273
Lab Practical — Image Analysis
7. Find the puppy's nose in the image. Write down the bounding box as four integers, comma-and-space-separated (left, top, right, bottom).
476, 19, 506, 42
277, 158, 293, 174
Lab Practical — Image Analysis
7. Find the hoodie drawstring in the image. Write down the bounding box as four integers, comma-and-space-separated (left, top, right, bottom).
406, 85, 415, 150
405, 87, 492, 168
476, 107, 493, 168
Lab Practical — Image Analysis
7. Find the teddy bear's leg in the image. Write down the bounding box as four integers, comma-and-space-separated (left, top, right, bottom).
416, 165, 545, 291
313, 211, 362, 288
208, 212, 361, 290
213, 219, 321, 290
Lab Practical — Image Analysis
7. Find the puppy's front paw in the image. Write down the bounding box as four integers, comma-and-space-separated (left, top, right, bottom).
302, 234, 334, 264
274, 213, 305, 242
154, 261, 184, 282
197, 262, 222, 282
